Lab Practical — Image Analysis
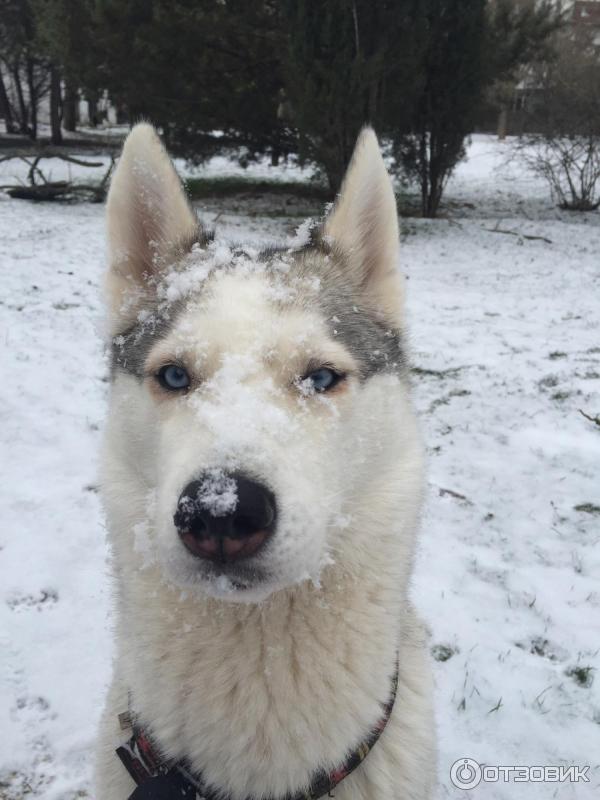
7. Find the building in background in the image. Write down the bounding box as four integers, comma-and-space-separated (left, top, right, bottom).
502, 0, 600, 136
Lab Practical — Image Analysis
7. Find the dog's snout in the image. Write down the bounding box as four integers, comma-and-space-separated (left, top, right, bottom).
174, 472, 276, 563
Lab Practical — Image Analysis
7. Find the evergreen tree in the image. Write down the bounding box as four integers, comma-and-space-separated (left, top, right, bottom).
0, 0, 561, 205
33, 0, 103, 135
0, 0, 49, 139
393, 0, 561, 217
282, 0, 423, 192
94, 0, 288, 162
392, 0, 487, 217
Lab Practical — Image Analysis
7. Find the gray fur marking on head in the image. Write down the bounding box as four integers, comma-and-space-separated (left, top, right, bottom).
319, 289, 406, 379
293, 240, 406, 380
111, 300, 185, 379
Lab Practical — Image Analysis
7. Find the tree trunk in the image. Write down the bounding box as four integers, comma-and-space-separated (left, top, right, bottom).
0, 69, 16, 133
63, 81, 78, 131
115, 102, 128, 124
50, 65, 62, 145
426, 160, 443, 218
497, 107, 508, 140
25, 57, 37, 140
326, 162, 345, 196
12, 62, 29, 134
87, 89, 99, 127
419, 131, 429, 217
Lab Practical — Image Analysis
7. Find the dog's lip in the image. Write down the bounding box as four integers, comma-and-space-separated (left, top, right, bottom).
179, 529, 269, 563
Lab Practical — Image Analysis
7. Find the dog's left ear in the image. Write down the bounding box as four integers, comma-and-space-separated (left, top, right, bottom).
323, 128, 403, 322
105, 123, 200, 327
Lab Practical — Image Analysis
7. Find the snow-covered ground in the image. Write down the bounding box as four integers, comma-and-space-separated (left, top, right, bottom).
1, 135, 599, 798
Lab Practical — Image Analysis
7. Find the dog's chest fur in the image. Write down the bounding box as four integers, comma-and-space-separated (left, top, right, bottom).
100, 557, 434, 800
125, 572, 396, 792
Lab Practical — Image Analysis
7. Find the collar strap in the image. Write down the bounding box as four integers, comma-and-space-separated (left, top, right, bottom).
116, 662, 398, 800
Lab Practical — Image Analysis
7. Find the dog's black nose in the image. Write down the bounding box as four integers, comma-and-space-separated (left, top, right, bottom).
174, 472, 276, 563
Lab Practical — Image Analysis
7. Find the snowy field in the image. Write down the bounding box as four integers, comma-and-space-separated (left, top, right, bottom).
1, 135, 599, 798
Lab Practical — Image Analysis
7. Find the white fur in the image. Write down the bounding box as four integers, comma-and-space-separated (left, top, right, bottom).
96, 124, 436, 799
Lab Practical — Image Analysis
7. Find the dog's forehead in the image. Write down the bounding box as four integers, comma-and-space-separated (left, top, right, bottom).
172, 264, 327, 351
111, 240, 406, 380
195, 251, 319, 314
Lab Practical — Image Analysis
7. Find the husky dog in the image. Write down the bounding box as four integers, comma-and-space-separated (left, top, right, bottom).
95, 123, 435, 799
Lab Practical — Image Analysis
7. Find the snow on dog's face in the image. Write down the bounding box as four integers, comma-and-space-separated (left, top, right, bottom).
103, 124, 409, 602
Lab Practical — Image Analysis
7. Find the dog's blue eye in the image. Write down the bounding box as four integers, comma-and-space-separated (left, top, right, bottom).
157, 364, 190, 391
306, 367, 340, 392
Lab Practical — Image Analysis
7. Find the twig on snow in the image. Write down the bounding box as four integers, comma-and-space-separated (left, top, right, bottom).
487, 697, 503, 714
579, 408, 600, 428
438, 487, 474, 505
0, 151, 104, 168
485, 221, 552, 244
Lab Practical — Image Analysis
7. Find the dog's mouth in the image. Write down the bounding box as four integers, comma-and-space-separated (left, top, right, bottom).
179, 528, 270, 564
181, 543, 272, 595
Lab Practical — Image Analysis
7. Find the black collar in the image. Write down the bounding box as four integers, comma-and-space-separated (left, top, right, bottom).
116, 662, 398, 800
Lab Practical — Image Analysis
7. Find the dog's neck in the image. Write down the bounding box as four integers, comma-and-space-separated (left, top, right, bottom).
115, 546, 410, 800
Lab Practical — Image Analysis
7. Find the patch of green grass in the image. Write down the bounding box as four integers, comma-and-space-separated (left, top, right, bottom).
565, 665, 595, 688
184, 176, 331, 201
395, 193, 423, 218
574, 503, 600, 515
538, 375, 559, 389
183, 177, 418, 217
428, 388, 471, 413
411, 365, 465, 379
431, 643, 458, 662
529, 637, 558, 660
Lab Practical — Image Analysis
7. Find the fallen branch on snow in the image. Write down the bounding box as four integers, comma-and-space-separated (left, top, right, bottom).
579, 409, 600, 428
438, 487, 474, 505
0, 150, 104, 168
0, 151, 115, 202
485, 222, 552, 244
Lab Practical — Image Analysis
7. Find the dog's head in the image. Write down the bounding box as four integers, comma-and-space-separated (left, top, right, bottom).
103, 124, 421, 602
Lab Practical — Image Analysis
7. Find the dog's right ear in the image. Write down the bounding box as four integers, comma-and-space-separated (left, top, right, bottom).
322, 128, 403, 324
106, 123, 199, 327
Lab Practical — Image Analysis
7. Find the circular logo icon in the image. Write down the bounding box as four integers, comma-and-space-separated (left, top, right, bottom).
450, 758, 482, 790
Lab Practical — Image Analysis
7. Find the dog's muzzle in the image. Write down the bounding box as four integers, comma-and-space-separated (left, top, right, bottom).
174, 472, 276, 564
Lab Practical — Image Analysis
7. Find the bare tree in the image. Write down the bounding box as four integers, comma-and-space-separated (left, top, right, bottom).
0, 67, 15, 132
49, 62, 61, 144
0, 0, 51, 140
391, 0, 561, 218
516, 34, 600, 211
